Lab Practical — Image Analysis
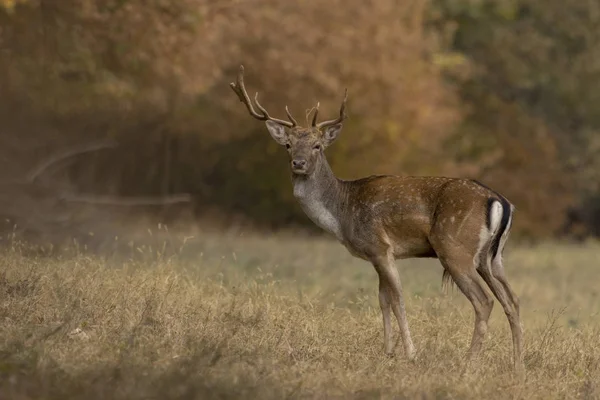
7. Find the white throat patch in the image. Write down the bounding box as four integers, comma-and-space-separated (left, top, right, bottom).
293, 179, 342, 240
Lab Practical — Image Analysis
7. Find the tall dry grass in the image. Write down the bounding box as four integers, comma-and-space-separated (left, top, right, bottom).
0, 229, 599, 399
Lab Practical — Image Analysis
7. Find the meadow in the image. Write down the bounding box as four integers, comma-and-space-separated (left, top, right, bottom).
0, 226, 599, 399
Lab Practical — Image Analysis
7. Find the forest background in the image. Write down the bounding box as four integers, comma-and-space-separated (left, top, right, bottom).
1, 0, 599, 244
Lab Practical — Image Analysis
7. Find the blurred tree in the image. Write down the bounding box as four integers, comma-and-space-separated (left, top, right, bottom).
430, 0, 600, 236
0, 0, 598, 239
0, 0, 463, 232
0, 0, 28, 13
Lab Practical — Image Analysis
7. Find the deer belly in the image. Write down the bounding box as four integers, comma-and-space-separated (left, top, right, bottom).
391, 238, 436, 259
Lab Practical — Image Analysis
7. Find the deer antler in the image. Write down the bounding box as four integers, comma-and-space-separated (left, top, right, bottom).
315, 89, 348, 129
310, 102, 320, 127
230, 65, 297, 128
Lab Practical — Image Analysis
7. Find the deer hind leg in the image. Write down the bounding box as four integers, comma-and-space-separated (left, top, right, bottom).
439, 252, 494, 366
478, 258, 524, 374
373, 253, 416, 360
436, 244, 494, 367
492, 223, 524, 373
377, 272, 394, 355
477, 209, 524, 373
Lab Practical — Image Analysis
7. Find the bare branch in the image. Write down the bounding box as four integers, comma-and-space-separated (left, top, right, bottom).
60, 193, 192, 207
60, 193, 192, 206
28, 140, 118, 183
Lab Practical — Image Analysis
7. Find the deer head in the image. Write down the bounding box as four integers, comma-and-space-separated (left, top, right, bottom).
230, 65, 347, 176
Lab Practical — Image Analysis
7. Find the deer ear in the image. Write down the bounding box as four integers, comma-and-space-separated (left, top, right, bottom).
322, 123, 343, 147
265, 120, 288, 145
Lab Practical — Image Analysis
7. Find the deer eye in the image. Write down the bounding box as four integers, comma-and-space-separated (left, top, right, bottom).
285, 143, 291, 150
313, 144, 321, 150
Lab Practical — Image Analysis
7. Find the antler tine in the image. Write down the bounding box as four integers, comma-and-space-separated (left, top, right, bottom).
253, 93, 270, 119
254, 94, 295, 127
229, 65, 266, 120
311, 102, 320, 127
285, 106, 298, 127
229, 65, 295, 127
316, 89, 348, 129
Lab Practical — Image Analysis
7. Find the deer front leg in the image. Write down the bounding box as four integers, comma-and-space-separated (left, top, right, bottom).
374, 255, 416, 360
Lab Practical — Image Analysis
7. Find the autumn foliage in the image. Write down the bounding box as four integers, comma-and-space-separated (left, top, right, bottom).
0, 0, 598, 241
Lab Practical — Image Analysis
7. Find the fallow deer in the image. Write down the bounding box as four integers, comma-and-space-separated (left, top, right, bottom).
230, 65, 524, 372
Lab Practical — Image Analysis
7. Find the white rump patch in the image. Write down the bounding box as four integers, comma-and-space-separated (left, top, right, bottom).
474, 200, 504, 267
488, 200, 504, 236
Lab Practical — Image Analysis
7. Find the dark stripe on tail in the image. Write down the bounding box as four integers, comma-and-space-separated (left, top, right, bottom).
472, 180, 512, 260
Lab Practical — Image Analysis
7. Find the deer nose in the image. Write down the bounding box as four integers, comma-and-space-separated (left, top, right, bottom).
292, 159, 307, 169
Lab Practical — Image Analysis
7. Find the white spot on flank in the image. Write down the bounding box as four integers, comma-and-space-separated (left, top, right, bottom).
456, 206, 473, 237
371, 200, 385, 210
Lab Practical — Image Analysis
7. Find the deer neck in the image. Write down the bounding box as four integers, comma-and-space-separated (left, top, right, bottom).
292, 156, 345, 240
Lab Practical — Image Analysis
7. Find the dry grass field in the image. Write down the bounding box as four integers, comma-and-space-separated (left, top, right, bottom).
1, 227, 599, 399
